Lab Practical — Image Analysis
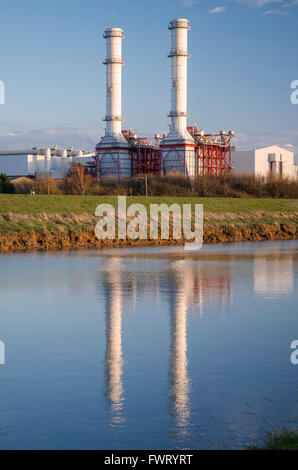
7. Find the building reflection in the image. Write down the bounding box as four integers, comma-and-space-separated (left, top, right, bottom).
254, 252, 294, 296
103, 258, 125, 425
101, 253, 233, 430
167, 258, 233, 435
98, 245, 296, 441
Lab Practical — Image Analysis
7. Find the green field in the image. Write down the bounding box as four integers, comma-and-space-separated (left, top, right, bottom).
0, 194, 297, 235
0, 194, 297, 215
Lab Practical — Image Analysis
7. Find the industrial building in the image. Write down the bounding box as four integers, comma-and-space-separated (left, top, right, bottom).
94, 19, 235, 179
0, 147, 95, 179
232, 146, 298, 179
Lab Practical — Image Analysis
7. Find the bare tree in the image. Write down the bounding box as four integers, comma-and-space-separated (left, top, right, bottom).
33, 173, 62, 195
64, 163, 94, 195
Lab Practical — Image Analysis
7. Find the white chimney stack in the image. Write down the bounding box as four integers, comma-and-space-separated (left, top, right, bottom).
96, 27, 130, 178
168, 18, 191, 139
161, 19, 196, 176
103, 27, 124, 138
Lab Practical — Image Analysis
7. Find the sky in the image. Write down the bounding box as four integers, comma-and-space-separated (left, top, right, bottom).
0, 0, 298, 157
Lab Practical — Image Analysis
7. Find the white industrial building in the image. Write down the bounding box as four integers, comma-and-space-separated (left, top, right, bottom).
0, 147, 95, 179
232, 146, 298, 179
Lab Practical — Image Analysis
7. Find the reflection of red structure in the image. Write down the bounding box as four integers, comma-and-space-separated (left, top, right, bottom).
88, 127, 234, 179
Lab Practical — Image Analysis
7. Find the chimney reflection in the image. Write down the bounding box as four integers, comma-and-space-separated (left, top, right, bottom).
169, 260, 190, 430
104, 258, 125, 425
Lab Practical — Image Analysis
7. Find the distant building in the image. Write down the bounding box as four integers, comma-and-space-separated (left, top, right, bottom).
232, 146, 298, 178
0, 147, 95, 179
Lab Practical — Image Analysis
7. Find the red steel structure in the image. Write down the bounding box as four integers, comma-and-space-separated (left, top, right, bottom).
88, 128, 234, 179
187, 127, 234, 176
91, 131, 162, 179
131, 146, 161, 177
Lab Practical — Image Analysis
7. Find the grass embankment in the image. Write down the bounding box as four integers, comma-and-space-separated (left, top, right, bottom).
0, 194, 297, 252
253, 430, 298, 450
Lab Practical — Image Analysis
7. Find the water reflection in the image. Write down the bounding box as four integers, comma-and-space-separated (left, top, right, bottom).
169, 261, 190, 432
103, 258, 125, 425
254, 252, 294, 297
0, 241, 296, 449
101, 254, 234, 432
97, 242, 297, 445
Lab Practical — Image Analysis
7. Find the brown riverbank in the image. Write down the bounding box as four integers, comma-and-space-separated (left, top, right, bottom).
0, 222, 297, 253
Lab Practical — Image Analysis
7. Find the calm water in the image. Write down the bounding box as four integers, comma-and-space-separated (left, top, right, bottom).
0, 240, 297, 449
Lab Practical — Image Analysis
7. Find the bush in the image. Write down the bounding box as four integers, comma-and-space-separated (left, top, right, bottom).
0, 173, 15, 194
264, 176, 298, 198
86, 173, 298, 198
62, 163, 101, 195
9, 170, 298, 198
32, 174, 62, 195
12, 178, 34, 194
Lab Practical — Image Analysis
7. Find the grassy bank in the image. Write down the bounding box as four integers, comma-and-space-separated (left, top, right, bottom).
0, 194, 297, 252
1, 194, 297, 216
252, 430, 298, 450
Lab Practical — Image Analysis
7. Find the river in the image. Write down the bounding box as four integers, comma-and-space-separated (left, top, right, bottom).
0, 240, 297, 449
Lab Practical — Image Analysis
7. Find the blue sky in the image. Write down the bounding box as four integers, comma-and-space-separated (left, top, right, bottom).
0, 0, 298, 155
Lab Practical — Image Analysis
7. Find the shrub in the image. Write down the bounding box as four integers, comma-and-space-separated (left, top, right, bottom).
12, 171, 297, 198
33, 174, 62, 195
62, 163, 99, 195
0, 173, 15, 194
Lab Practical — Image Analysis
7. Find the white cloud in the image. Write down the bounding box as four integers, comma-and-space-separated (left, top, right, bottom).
0, 123, 98, 151
234, 130, 298, 162
182, 0, 199, 6
235, 0, 283, 6
233, 0, 298, 16
262, 8, 290, 13
208, 6, 227, 14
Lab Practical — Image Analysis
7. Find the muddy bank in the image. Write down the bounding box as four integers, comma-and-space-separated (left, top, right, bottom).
0, 222, 297, 253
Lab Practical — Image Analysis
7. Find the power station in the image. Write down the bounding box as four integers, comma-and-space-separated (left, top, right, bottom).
2, 19, 298, 181
91, 18, 235, 179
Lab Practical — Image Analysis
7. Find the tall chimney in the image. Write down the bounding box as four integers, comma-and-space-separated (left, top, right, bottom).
168, 18, 191, 139
161, 19, 195, 176
96, 27, 130, 178
103, 27, 124, 137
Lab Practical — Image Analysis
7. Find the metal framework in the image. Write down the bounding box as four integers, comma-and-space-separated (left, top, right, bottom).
131, 146, 161, 177
94, 146, 130, 179
198, 135, 233, 177
84, 159, 97, 177
87, 130, 234, 179
91, 143, 161, 180
160, 144, 197, 176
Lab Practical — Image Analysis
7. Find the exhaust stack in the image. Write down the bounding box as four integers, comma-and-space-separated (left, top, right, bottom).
168, 18, 191, 139
161, 19, 195, 176
96, 27, 130, 177
103, 28, 124, 138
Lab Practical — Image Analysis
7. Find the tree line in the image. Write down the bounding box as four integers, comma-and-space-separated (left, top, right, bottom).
3, 163, 298, 199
